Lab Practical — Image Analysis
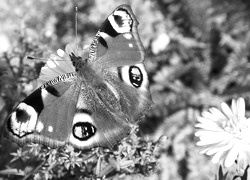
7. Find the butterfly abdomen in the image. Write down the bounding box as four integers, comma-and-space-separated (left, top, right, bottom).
78, 66, 122, 113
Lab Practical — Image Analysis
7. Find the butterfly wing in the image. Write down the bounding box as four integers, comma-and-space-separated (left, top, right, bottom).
4, 73, 80, 148
73, 4, 152, 148
86, 4, 152, 122
88, 4, 145, 68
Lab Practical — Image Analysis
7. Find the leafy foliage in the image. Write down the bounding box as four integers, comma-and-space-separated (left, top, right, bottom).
0, 127, 165, 179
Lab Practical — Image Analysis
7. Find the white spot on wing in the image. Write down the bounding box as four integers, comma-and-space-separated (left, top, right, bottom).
48, 126, 53, 132
41, 89, 49, 99
129, 43, 133, 48
123, 33, 132, 39
99, 32, 110, 42
36, 121, 44, 132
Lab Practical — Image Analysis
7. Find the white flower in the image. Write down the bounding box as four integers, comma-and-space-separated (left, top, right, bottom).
151, 33, 170, 54
38, 42, 89, 84
195, 97, 250, 173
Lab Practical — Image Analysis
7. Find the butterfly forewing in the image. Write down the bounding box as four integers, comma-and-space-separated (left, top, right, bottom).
5, 73, 79, 148
88, 5, 145, 68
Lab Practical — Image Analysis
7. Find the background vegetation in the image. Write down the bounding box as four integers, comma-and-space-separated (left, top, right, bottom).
1, 0, 250, 179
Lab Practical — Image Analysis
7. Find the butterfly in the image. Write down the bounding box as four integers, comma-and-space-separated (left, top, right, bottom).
4, 4, 152, 150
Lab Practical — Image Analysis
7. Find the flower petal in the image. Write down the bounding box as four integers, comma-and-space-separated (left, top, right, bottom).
195, 123, 222, 131
57, 49, 65, 57
209, 107, 227, 121
204, 140, 235, 156
221, 102, 234, 120
224, 141, 240, 168
195, 130, 228, 139
202, 111, 221, 121
195, 117, 223, 131
211, 150, 227, 164
210, 139, 237, 163
65, 42, 77, 55
38, 52, 75, 85
206, 147, 221, 155
200, 147, 211, 154
196, 132, 231, 146
197, 117, 222, 126
231, 99, 237, 116
237, 97, 245, 118
195, 97, 249, 169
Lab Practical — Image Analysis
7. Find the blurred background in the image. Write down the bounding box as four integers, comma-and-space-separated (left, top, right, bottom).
1, 0, 250, 179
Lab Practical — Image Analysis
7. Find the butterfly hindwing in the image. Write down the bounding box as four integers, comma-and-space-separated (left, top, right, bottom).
113, 63, 152, 122
68, 84, 132, 149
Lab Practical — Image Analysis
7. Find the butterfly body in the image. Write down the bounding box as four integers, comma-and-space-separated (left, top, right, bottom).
4, 4, 152, 149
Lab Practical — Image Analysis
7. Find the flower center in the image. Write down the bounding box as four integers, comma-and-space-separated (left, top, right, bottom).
223, 117, 250, 142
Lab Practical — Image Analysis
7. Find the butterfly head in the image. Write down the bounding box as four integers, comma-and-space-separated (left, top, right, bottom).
69, 52, 87, 72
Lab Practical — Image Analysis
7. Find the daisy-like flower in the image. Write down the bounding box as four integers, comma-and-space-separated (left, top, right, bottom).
195, 97, 250, 174
37, 42, 89, 84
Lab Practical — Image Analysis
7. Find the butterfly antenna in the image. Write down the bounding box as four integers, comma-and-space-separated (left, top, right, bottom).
75, 6, 78, 56
27, 56, 70, 61
27, 56, 49, 61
